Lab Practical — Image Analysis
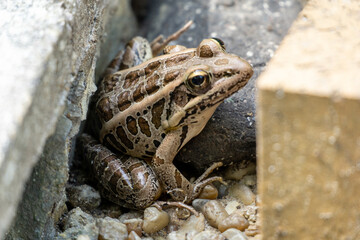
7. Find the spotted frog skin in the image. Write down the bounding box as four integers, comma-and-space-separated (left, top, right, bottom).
79, 22, 253, 209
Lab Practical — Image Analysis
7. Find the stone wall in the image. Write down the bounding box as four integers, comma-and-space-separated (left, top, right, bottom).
1, 0, 137, 238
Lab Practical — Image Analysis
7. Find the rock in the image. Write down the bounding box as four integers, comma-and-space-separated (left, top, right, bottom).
128, 231, 141, 240
167, 215, 205, 240
2, 0, 138, 238
201, 200, 229, 228
192, 199, 210, 212
243, 175, 257, 187
58, 208, 98, 240
142, 207, 170, 234
228, 183, 255, 205
218, 210, 249, 232
224, 200, 240, 215
122, 218, 143, 237
244, 224, 260, 237
96, 217, 128, 240
222, 228, 248, 240
66, 184, 101, 210
197, 184, 219, 199
224, 161, 256, 181
119, 211, 143, 222
76, 235, 92, 240
193, 230, 225, 240
62, 208, 95, 230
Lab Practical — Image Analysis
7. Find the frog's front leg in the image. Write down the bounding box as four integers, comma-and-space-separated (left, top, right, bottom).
79, 134, 162, 209
152, 128, 223, 203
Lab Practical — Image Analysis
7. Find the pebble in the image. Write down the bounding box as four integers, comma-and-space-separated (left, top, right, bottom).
118, 211, 143, 222
128, 231, 141, 240
62, 207, 95, 229
224, 161, 256, 181
96, 217, 128, 240
218, 210, 249, 232
228, 183, 255, 205
222, 228, 248, 240
243, 175, 256, 187
193, 230, 226, 240
122, 218, 143, 237
167, 214, 205, 240
225, 200, 240, 215
66, 184, 101, 210
245, 224, 260, 237
201, 200, 229, 228
197, 184, 218, 199
142, 207, 170, 234
192, 199, 210, 211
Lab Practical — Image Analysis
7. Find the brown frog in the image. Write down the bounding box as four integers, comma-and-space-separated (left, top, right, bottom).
79, 21, 253, 209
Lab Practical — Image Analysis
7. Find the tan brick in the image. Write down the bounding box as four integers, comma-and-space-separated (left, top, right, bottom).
257, 0, 360, 239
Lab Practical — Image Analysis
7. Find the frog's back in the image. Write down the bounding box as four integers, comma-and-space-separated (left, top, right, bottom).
92, 49, 197, 159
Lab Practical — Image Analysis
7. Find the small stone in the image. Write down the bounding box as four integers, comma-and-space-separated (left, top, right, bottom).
243, 175, 256, 187
245, 224, 260, 237
218, 210, 249, 232
76, 235, 91, 240
228, 183, 255, 205
66, 184, 101, 210
222, 228, 248, 240
118, 211, 143, 222
62, 207, 95, 230
202, 200, 229, 228
122, 218, 143, 237
192, 199, 210, 211
225, 200, 240, 215
193, 230, 226, 240
197, 184, 218, 199
224, 161, 256, 181
142, 207, 170, 234
167, 214, 205, 240
128, 231, 141, 240
96, 217, 128, 240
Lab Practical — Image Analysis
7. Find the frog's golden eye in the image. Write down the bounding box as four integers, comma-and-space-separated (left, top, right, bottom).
211, 38, 226, 51
185, 70, 212, 94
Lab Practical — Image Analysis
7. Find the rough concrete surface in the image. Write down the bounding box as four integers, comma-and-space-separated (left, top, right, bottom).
1, 0, 137, 239
140, 0, 304, 172
257, 0, 360, 239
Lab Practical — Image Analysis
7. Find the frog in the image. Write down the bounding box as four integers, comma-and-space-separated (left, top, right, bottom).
79, 21, 253, 209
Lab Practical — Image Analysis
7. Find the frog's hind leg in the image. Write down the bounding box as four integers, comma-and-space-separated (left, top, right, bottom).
151, 20, 192, 56
79, 134, 162, 209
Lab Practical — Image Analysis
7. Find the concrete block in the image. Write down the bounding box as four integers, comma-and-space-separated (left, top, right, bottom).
257, 0, 360, 239
0, 0, 136, 238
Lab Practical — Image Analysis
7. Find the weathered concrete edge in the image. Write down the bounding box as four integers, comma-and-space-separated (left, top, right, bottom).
257, 0, 360, 239
3, 0, 138, 238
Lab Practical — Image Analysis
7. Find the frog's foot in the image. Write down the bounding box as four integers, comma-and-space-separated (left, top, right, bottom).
151, 20, 193, 56
194, 162, 224, 184
190, 162, 226, 200
152, 201, 199, 216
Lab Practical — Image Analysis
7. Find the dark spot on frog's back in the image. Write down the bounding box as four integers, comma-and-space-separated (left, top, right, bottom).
145, 61, 161, 76
126, 116, 138, 135
165, 52, 194, 67
138, 117, 151, 137
97, 97, 113, 122
133, 82, 145, 102
117, 91, 132, 111
123, 70, 140, 89
103, 134, 127, 153
151, 98, 165, 129
164, 71, 180, 85
116, 126, 134, 150
145, 74, 160, 95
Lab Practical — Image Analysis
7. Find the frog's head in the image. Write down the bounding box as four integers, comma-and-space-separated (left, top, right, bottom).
165, 38, 253, 141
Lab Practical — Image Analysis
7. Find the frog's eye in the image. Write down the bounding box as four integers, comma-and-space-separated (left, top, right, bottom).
211, 38, 226, 51
185, 70, 212, 94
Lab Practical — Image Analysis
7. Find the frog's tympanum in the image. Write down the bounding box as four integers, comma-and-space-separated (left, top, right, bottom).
80, 21, 253, 209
